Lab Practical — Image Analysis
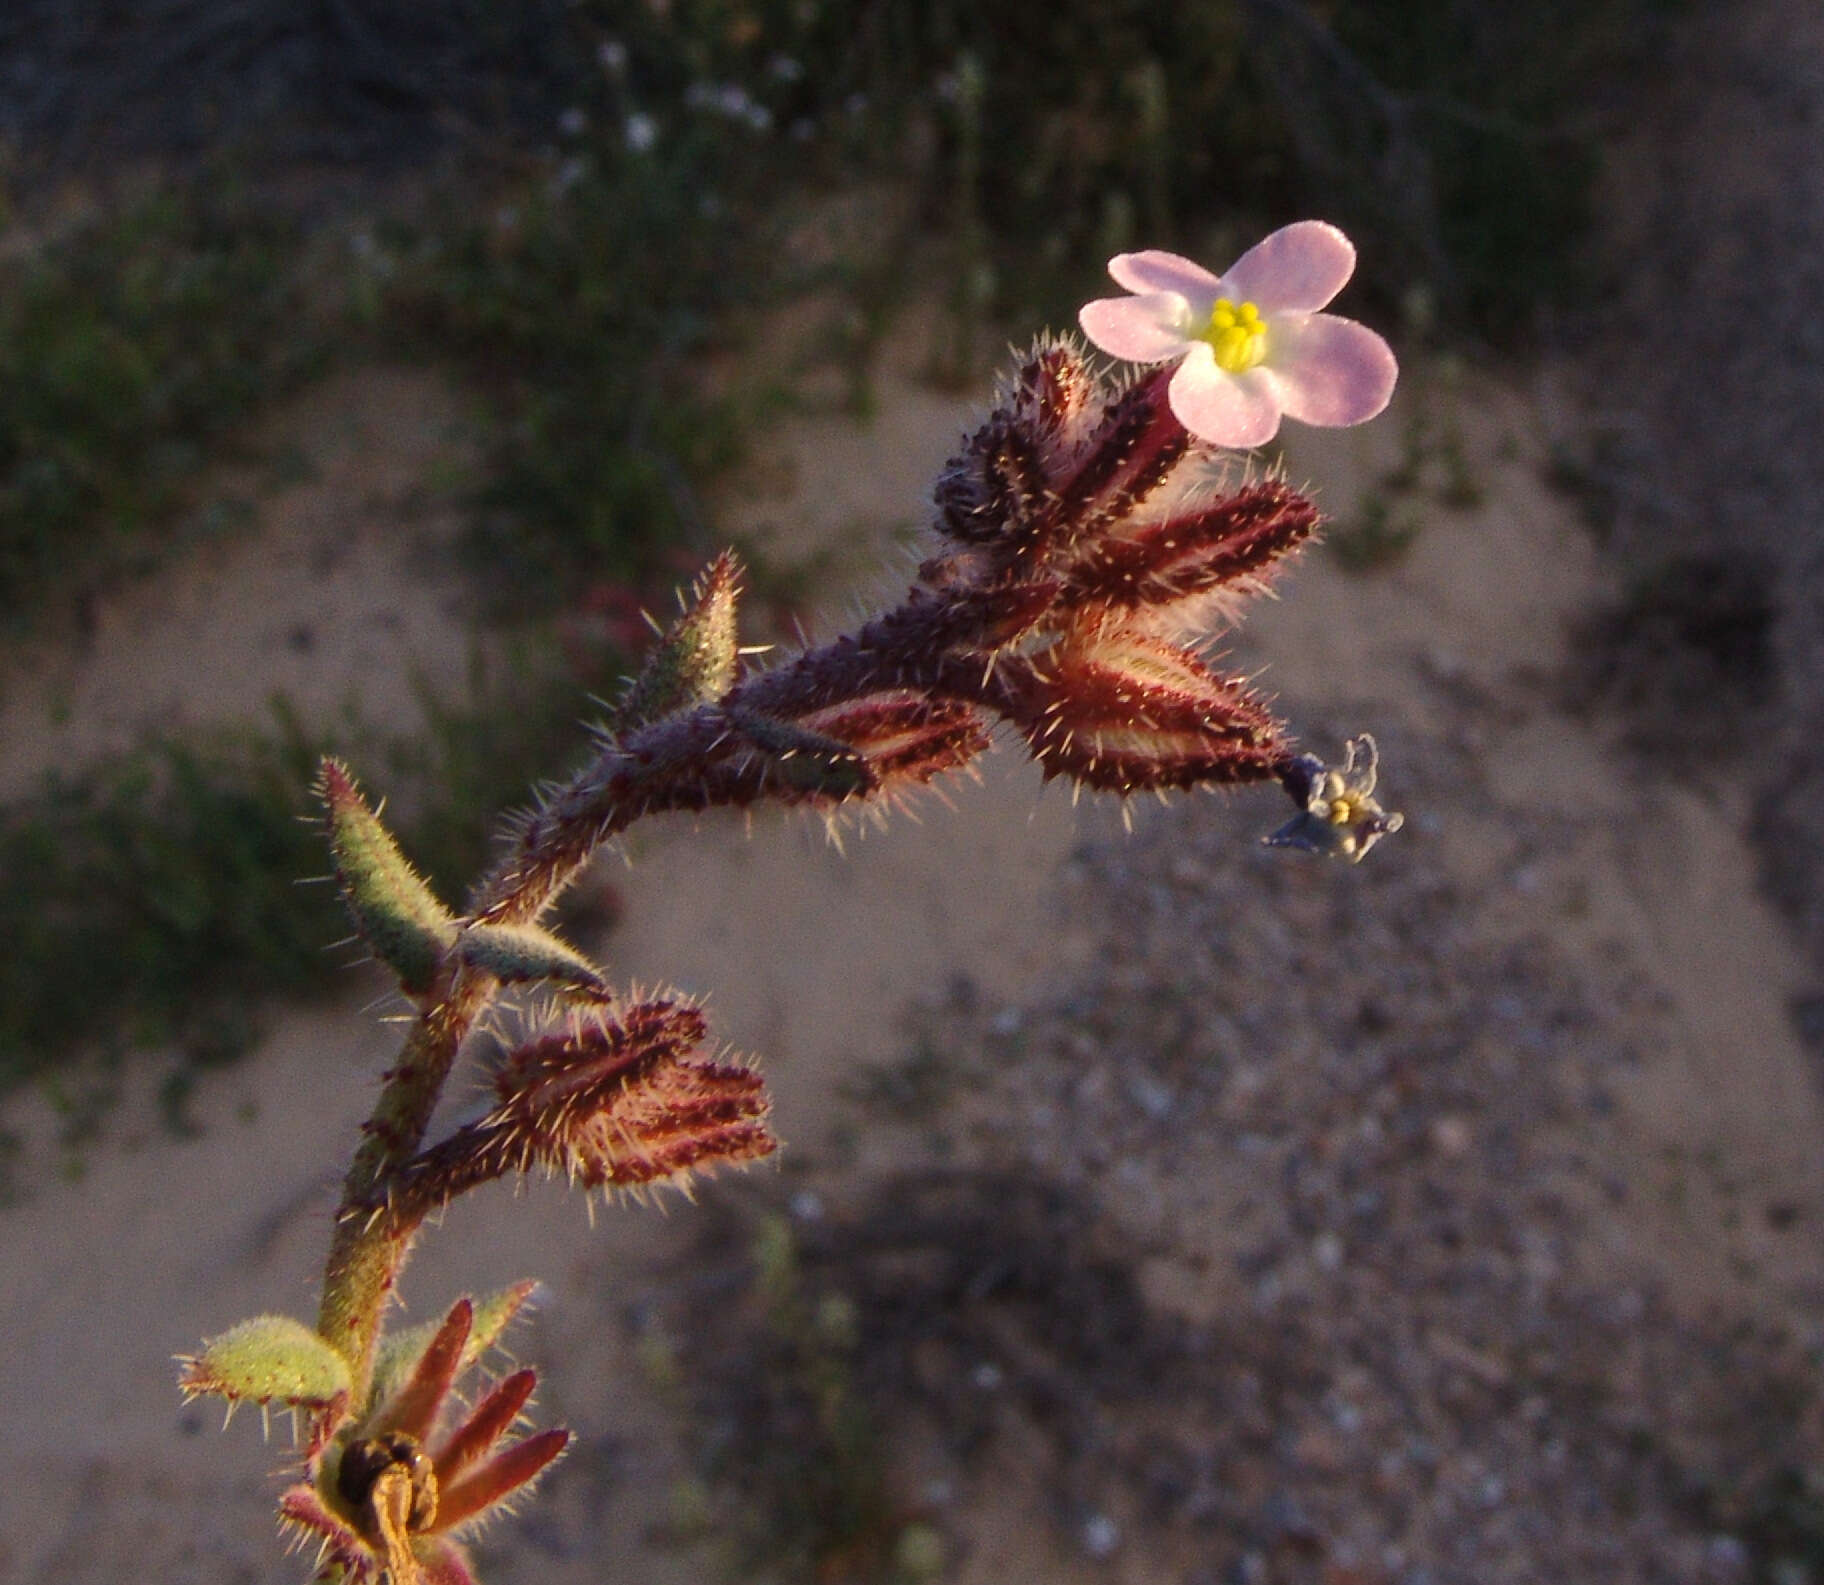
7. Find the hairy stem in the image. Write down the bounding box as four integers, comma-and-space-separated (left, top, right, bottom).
317, 973, 491, 1402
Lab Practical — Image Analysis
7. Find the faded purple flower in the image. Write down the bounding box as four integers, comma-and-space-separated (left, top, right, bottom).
1078, 222, 1397, 450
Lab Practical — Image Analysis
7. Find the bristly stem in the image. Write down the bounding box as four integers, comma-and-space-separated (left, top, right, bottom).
317, 974, 490, 1404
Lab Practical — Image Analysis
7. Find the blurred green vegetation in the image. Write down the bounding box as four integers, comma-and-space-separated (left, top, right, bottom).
0, 0, 1676, 1105
0, 651, 603, 1104
0, 183, 321, 624
564, 0, 1678, 332
377, 150, 757, 616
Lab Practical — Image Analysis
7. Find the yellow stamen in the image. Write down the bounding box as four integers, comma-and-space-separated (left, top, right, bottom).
1199, 297, 1266, 373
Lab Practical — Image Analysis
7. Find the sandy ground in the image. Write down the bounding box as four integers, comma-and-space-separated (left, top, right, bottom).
0, 319, 1817, 1585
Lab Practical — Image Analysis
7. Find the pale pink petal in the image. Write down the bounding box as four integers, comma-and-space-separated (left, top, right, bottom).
1222, 222, 1357, 315
1264, 313, 1398, 428
1106, 250, 1223, 306
1078, 292, 1195, 363
1167, 343, 1283, 449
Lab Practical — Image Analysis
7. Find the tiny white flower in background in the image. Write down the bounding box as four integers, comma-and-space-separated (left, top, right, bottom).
598, 39, 628, 74
1077, 221, 1398, 450
557, 106, 588, 138
624, 112, 658, 153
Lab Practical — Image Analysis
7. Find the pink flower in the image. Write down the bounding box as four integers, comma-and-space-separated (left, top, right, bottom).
1077, 222, 1397, 450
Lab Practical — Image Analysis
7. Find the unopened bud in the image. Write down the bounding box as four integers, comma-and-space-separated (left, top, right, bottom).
1002, 626, 1286, 793
615, 551, 742, 731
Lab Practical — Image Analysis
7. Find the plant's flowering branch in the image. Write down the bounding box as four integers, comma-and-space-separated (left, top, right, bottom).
189, 244, 1404, 1585
473, 340, 1389, 933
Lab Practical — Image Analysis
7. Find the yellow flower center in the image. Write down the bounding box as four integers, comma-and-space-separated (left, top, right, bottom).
1200, 298, 1267, 373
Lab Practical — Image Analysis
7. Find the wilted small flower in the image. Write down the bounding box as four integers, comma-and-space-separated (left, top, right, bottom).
1078, 222, 1397, 450
1265, 735, 1403, 861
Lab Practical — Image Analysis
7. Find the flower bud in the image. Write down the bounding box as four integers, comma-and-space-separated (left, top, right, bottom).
999, 625, 1286, 793
1058, 478, 1319, 626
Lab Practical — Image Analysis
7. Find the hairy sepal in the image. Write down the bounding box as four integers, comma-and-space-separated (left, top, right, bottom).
727, 708, 873, 799
796, 693, 991, 793
1005, 628, 1287, 793
380, 1002, 777, 1219
1059, 478, 1318, 617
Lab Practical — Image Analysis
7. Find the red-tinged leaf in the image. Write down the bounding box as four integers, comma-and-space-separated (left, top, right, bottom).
435, 1428, 571, 1532
419, 1537, 482, 1585
278, 1483, 376, 1582
433, 1369, 538, 1486
369, 1282, 540, 1413
371, 1299, 472, 1440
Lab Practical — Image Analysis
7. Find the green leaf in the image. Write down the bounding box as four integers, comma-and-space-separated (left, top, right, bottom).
456, 922, 608, 997
177, 1314, 350, 1410
369, 1281, 541, 1413
320, 759, 458, 996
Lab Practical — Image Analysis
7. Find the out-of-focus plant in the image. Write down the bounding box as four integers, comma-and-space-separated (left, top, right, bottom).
0, 184, 316, 622
565, 0, 1672, 334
